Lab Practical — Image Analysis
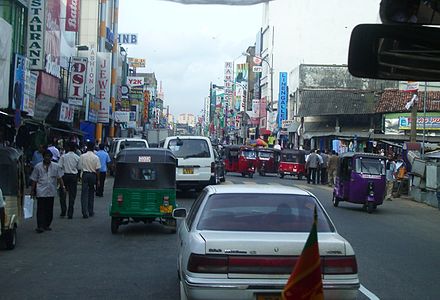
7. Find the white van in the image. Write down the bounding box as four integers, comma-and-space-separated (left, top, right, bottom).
163, 136, 216, 190
108, 138, 149, 175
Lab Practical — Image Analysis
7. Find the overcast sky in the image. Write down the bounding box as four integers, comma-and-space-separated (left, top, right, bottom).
118, 0, 263, 118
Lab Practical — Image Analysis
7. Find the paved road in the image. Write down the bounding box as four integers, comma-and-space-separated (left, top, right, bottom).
1, 174, 440, 299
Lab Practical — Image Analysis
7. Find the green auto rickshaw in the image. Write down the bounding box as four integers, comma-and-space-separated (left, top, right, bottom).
0, 146, 25, 249
110, 148, 177, 234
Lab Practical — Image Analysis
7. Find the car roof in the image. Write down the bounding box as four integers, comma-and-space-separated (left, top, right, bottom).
206, 184, 311, 196
166, 136, 210, 140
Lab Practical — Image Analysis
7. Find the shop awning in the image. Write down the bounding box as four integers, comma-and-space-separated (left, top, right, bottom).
48, 126, 86, 136
303, 131, 372, 139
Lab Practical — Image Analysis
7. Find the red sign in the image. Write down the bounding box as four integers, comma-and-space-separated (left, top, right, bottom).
65, 0, 80, 32
68, 57, 87, 104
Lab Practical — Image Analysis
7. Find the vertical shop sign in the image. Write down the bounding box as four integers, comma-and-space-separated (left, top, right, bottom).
45, 0, 61, 78
0, 18, 12, 109
68, 56, 87, 106
27, 0, 46, 70
278, 72, 288, 128
12, 54, 26, 111
96, 52, 111, 123
85, 44, 96, 95
23, 71, 38, 117
65, 0, 80, 32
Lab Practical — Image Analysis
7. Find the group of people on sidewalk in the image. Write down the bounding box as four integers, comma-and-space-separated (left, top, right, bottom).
29, 141, 111, 233
305, 149, 339, 186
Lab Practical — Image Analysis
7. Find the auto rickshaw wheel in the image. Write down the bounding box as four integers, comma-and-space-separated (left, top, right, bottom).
4, 227, 16, 250
111, 217, 120, 234
241, 173, 246, 177
249, 173, 254, 178
366, 202, 374, 214
279, 173, 284, 179
332, 194, 340, 207
297, 175, 303, 180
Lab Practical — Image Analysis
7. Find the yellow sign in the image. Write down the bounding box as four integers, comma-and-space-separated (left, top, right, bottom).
128, 57, 146, 68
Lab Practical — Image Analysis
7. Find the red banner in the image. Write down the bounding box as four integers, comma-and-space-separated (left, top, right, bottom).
65, 0, 80, 32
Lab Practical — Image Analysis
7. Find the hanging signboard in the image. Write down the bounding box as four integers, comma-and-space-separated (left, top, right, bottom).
86, 44, 96, 95
27, 0, 46, 70
23, 71, 38, 117
12, 54, 26, 111
68, 56, 87, 106
127, 57, 146, 68
114, 111, 130, 123
96, 52, 111, 123
65, 0, 80, 32
0, 19, 12, 109
118, 33, 138, 45
59, 102, 74, 122
278, 72, 288, 128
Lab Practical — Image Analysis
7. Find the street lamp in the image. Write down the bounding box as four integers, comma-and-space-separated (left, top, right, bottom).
242, 52, 274, 112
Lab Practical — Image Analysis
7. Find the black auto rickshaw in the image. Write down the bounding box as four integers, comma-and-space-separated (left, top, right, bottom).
109, 148, 177, 233
0, 146, 25, 249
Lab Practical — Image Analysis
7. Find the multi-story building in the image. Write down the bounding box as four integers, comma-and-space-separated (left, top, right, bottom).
178, 113, 196, 128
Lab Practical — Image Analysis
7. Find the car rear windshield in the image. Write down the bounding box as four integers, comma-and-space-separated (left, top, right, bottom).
282, 153, 300, 163
242, 150, 256, 159
120, 141, 147, 149
167, 139, 210, 158
355, 158, 385, 175
258, 151, 273, 159
197, 193, 334, 232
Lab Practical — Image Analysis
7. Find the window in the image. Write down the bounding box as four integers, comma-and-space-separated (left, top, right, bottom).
130, 167, 157, 181
186, 190, 207, 230
258, 151, 273, 159
355, 158, 385, 175
197, 193, 334, 233
241, 150, 256, 159
168, 139, 210, 158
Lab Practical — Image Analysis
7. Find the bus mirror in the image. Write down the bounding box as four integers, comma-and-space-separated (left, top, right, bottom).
348, 24, 440, 81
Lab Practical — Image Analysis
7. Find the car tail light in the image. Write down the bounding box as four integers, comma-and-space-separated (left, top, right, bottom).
163, 196, 169, 206
188, 254, 228, 273
117, 194, 124, 206
211, 162, 216, 174
322, 256, 358, 275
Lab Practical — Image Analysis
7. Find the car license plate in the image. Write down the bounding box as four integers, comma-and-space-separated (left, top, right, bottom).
183, 168, 194, 174
256, 294, 282, 300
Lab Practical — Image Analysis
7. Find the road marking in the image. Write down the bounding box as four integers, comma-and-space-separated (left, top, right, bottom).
359, 284, 380, 300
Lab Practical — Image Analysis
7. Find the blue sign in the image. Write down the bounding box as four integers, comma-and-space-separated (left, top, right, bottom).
278, 72, 288, 128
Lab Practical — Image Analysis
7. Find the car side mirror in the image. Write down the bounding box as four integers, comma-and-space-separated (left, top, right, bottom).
173, 208, 187, 219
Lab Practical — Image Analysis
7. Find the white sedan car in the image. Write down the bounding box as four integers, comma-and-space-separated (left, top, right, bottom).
173, 185, 360, 300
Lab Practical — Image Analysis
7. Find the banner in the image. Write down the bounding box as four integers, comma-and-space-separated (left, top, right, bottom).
127, 76, 144, 97
45, 0, 61, 78
65, 0, 80, 32
85, 94, 98, 123
23, 71, 38, 117
278, 72, 288, 128
96, 52, 111, 123
68, 56, 87, 105
59, 102, 74, 122
85, 43, 96, 95
114, 111, 130, 123
12, 54, 26, 111
399, 115, 440, 130
27, 0, 46, 70
0, 18, 12, 109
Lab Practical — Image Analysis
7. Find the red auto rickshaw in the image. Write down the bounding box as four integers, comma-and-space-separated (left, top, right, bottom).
278, 149, 306, 180
256, 148, 281, 176
224, 145, 256, 178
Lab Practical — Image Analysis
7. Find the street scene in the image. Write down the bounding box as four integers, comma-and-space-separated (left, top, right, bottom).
2, 0, 440, 299
1, 174, 440, 299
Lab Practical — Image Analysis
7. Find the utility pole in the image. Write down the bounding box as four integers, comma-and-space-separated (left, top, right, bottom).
410, 93, 418, 143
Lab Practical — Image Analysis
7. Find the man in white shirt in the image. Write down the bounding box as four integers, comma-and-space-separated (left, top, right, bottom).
79, 141, 101, 218
58, 142, 80, 219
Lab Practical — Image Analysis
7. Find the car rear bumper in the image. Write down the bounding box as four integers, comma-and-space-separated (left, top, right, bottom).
182, 274, 359, 300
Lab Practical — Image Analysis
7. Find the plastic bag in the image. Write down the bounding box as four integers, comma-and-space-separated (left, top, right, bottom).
23, 195, 34, 219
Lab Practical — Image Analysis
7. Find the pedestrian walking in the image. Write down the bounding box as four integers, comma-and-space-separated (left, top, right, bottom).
306, 150, 319, 184
30, 150, 65, 233
95, 144, 111, 197
385, 154, 397, 201
327, 150, 338, 187
48, 142, 61, 163
58, 142, 80, 219
79, 141, 101, 218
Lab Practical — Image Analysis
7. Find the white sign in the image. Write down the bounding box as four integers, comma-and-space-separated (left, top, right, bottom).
252, 66, 263, 73
96, 52, 111, 123
86, 44, 96, 95
45, 54, 61, 78
59, 102, 74, 122
118, 33, 138, 45
23, 71, 38, 116
0, 18, 12, 109
113, 111, 130, 123
27, 0, 46, 70
282, 119, 295, 128
68, 56, 87, 103
127, 76, 144, 87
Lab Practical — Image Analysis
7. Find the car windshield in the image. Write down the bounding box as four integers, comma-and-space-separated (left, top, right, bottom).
281, 153, 300, 163
197, 193, 334, 232
241, 150, 256, 159
168, 139, 210, 158
355, 158, 386, 175
258, 151, 273, 158
121, 141, 147, 149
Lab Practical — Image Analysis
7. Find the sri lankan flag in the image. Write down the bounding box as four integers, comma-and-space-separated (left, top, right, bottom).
282, 205, 324, 300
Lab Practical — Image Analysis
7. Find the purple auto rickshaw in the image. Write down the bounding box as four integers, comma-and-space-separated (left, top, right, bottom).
332, 152, 386, 213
